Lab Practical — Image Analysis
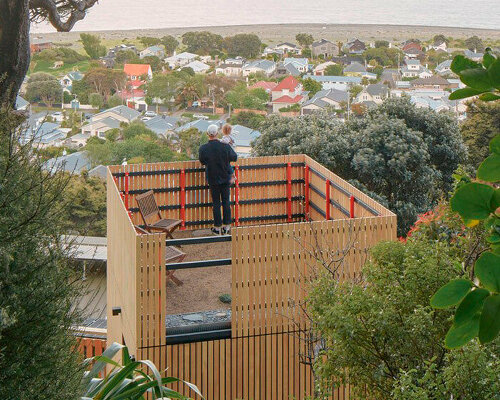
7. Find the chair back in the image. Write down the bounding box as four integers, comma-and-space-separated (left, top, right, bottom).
135, 190, 160, 225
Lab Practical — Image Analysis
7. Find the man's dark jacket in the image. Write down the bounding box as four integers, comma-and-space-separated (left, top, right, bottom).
199, 140, 238, 185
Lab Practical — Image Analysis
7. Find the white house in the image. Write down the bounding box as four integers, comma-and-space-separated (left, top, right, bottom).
313, 61, 337, 76
82, 105, 141, 138
242, 60, 276, 77
464, 49, 484, 61
139, 45, 165, 59
354, 84, 389, 105
216, 62, 243, 77
185, 60, 211, 74
274, 42, 301, 55
164, 52, 197, 69
60, 71, 84, 92
284, 58, 309, 73
435, 59, 453, 76
302, 74, 362, 91
271, 76, 306, 112
431, 40, 447, 52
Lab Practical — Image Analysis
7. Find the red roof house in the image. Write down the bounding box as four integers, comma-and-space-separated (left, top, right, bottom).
271, 76, 306, 112
250, 81, 278, 93
124, 64, 153, 81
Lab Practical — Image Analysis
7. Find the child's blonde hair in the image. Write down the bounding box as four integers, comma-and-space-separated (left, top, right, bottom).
222, 124, 232, 136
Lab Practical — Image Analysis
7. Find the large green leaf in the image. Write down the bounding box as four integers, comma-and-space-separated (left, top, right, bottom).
445, 314, 480, 348
448, 87, 484, 100
479, 294, 500, 343
477, 154, 500, 182
488, 58, 500, 89
479, 93, 500, 101
430, 279, 472, 308
454, 288, 490, 325
451, 55, 481, 74
482, 51, 496, 69
475, 251, 500, 292
460, 68, 494, 91
490, 135, 500, 155
450, 183, 495, 219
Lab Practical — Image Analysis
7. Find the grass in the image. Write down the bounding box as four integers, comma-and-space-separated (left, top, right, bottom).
29, 59, 91, 77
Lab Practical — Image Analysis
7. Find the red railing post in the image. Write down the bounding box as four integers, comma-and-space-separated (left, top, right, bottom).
180, 169, 186, 230
287, 162, 292, 222
234, 166, 240, 226
325, 180, 331, 220
304, 165, 310, 220
350, 195, 355, 218
124, 171, 129, 210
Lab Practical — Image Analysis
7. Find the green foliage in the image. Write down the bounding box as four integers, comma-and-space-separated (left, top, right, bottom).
107, 94, 123, 108
114, 49, 139, 65
32, 47, 87, 64
25, 72, 62, 106
161, 35, 179, 55
279, 103, 301, 112
433, 34, 448, 44
141, 55, 163, 72
177, 127, 208, 159
254, 98, 465, 236
0, 111, 82, 399
324, 64, 343, 76
363, 47, 403, 67
301, 77, 322, 95
122, 121, 157, 140
448, 50, 500, 101
296, 33, 314, 48
182, 31, 223, 55
225, 84, 268, 110
465, 35, 485, 52
82, 342, 201, 399
83, 68, 127, 100
138, 36, 162, 48
432, 132, 500, 346
228, 111, 266, 130
375, 40, 389, 48
224, 34, 261, 58
218, 293, 232, 304
80, 33, 107, 59
89, 92, 104, 109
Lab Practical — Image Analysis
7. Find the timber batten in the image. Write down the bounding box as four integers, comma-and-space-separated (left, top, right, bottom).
107, 154, 397, 399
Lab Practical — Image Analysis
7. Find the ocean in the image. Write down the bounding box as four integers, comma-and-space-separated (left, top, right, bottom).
32, 0, 500, 33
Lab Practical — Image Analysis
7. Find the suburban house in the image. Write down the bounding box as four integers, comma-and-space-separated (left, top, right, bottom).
276, 62, 301, 77
30, 39, 53, 53
303, 74, 362, 91
401, 59, 432, 78
215, 62, 243, 77
301, 88, 348, 114
274, 42, 302, 55
82, 105, 140, 138
164, 52, 197, 69
271, 76, 306, 112
249, 81, 278, 93
312, 39, 339, 58
313, 61, 338, 76
343, 61, 366, 76
185, 60, 211, 74
344, 39, 366, 54
139, 45, 165, 59
21, 121, 66, 148
242, 60, 276, 77
464, 49, 484, 61
283, 58, 309, 73
65, 132, 90, 148
231, 124, 261, 157
402, 40, 422, 53
404, 47, 426, 60
354, 83, 389, 105
123, 64, 153, 81
262, 47, 284, 57
435, 59, 453, 76
144, 115, 180, 138
431, 40, 447, 52
43, 151, 91, 174
410, 75, 452, 90
60, 71, 84, 93
175, 118, 224, 134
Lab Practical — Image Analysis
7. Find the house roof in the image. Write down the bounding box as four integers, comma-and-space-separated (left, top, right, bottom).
16, 95, 29, 110
43, 151, 91, 174
411, 75, 450, 86
344, 61, 366, 73
185, 60, 210, 72
88, 165, 108, 180
231, 125, 261, 148
406, 59, 421, 65
284, 58, 308, 67
175, 119, 224, 133
272, 94, 303, 104
124, 63, 151, 76
303, 88, 348, 107
250, 81, 278, 91
303, 74, 362, 84
22, 121, 65, 145
436, 59, 452, 70
93, 105, 141, 122
244, 59, 275, 70
365, 83, 389, 96
283, 63, 301, 77
142, 45, 163, 53
312, 39, 334, 48
276, 42, 300, 49
273, 76, 300, 92
464, 49, 484, 59
67, 71, 84, 81
144, 115, 180, 135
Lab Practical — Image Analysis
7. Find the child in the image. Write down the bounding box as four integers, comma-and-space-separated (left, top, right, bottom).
219, 124, 236, 184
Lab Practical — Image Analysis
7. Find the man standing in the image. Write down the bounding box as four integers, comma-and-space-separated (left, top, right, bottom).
199, 124, 237, 235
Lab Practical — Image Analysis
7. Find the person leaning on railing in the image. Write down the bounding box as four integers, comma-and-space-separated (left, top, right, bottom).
199, 124, 238, 235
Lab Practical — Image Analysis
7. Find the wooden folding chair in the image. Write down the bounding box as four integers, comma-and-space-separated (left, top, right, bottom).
135, 190, 182, 239
165, 246, 186, 286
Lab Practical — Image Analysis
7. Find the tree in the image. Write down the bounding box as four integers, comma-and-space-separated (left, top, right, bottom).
88, 92, 104, 109
461, 100, 500, 168
138, 36, 161, 48
80, 33, 107, 59
176, 76, 205, 107
25, 72, 62, 106
375, 40, 389, 48
224, 34, 262, 58
465, 35, 485, 52
228, 111, 266, 130
177, 127, 208, 158
363, 47, 403, 67
433, 34, 448, 44
141, 55, 162, 72
253, 98, 466, 235
325, 64, 343, 76
225, 84, 268, 110
0, 0, 98, 107
349, 84, 363, 100
161, 35, 179, 55
122, 121, 156, 140
0, 111, 83, 399
301, 77, 322, 96
107, 93, 123, 108
295, 33, 313, 48
309, 238, 500, 399
181, 31, 223, 55
114, 49, 140, 65
84, 68, 127, 100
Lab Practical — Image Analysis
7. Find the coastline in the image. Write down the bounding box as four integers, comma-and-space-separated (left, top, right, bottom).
32, 23, 500, 45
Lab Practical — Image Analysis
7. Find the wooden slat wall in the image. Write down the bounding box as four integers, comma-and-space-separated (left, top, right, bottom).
109, 155, 306, 230
78, 337, 106, 359
106, 168, 139, 353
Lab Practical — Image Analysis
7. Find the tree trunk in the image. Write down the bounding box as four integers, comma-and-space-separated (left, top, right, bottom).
0, 0, 31, 109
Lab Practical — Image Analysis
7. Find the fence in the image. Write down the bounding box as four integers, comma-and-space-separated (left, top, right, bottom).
107, 154, 397, 399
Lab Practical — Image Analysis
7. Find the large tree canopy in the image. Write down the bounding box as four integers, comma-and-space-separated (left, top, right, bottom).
253, 97, 466, 236
0, 0, 99, 107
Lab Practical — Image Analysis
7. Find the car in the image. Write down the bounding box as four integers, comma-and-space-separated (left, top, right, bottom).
193, 114, 209, 120
144, 111, 157, 118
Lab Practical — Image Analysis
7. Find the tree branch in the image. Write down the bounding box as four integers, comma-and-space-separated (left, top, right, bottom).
29, 0, 98, 32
